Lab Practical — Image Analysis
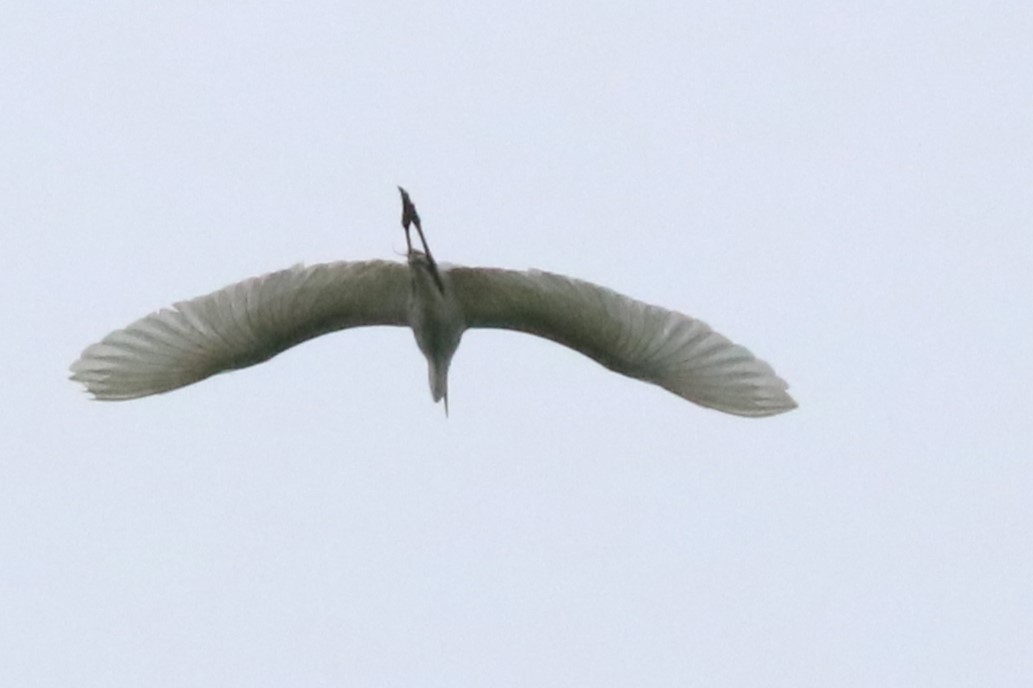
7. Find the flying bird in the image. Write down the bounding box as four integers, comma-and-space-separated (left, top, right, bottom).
70, 188, 796, 417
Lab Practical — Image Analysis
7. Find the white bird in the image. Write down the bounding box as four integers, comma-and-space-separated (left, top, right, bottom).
70, 188, 796, 417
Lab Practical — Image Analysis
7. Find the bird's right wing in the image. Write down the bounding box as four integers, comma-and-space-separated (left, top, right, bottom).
71, 260, 410, 400
448, 266, 796, 417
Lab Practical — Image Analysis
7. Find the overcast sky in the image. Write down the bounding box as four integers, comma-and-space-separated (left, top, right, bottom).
3, 2, 1031, 686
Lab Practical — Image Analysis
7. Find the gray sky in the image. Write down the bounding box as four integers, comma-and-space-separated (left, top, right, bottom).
3, 2, 1031, 686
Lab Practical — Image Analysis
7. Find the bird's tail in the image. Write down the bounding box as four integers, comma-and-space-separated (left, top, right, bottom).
429, 362, 449, 416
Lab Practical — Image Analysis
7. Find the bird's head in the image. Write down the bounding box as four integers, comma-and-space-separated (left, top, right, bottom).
409, 252, 446, 295
407, 250, 446, 295
407, 249, 431, 268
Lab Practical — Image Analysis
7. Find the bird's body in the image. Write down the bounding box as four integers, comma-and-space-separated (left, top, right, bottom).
70, 190, 797, 417
407, 252, 463, 408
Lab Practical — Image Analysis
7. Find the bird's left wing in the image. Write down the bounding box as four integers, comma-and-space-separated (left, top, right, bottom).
71, 260, 410, 400
448, 266, 796, 417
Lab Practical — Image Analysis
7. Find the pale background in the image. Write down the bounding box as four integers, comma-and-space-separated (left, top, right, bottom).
3, 2, 1031, 686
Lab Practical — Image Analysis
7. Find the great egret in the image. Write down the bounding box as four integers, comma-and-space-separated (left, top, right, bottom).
70, 188, 796, 417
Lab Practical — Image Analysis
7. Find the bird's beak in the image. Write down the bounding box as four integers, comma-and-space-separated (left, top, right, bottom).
397, 186, 445, 294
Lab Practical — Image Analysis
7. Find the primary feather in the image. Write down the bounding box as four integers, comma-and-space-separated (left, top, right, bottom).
449, 267, 795, 417
70, 260, 409, 400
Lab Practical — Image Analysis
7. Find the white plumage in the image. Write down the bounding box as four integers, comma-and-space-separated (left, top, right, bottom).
70, 255, 796, 416
70, 189, 796, 417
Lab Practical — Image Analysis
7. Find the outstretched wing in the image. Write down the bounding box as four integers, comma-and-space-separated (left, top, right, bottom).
71, 260, 410, 400
448, 267, 796, 417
